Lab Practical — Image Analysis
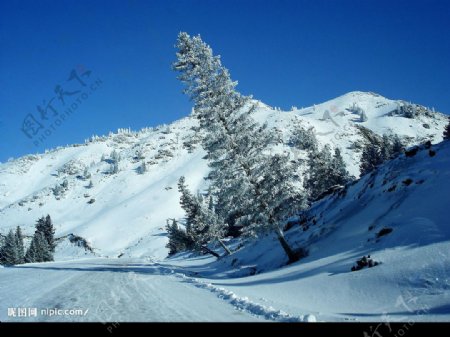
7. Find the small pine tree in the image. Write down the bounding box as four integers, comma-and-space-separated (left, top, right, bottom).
36, 215, 56, 253
289, 121, 319, 152
137, 161, 147, 174
83, 167, 91, 180
360, 142, 383, 176
0, 230, 19, 265
330, 148, 352, 186
110, 161, 119, 174
304, 145, 333, 201
35, 231, 53, 262
24, 237, 37, 263
165, 219, 194, 255
381, 134, 393, 161
15, 226, 25, 264
176, 176, 227, 252
391, 134, 405, 155
87, 179, 94, 189
360, 110, 368, 122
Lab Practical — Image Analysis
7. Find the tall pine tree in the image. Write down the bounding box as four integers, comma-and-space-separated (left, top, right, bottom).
0, 230, 19, 266
25, 215, 56, 263
174, 33, 306, 262
36, 215, 56, 253
15, 226, 25, 264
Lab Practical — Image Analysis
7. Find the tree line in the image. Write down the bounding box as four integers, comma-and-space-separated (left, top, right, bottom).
0, 215, 55, 266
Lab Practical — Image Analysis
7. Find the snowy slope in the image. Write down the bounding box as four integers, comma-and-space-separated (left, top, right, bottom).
0, 91, 447, 259
164, 139, 450, 321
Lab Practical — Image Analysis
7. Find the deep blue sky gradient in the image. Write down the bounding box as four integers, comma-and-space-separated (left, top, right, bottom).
1, 0, 449, 162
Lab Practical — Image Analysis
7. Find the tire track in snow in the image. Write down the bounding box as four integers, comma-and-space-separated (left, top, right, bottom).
159, 266, 316, 322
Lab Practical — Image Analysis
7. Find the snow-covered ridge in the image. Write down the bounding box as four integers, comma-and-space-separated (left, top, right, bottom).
165, 140, 450, 321
0, 92, 447, 259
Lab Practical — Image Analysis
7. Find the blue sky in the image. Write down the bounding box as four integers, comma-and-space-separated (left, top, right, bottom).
1, 0, 449, 162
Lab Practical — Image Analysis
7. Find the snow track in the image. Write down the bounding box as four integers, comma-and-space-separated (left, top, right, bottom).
167, 269, 316, 322
0, 257, 318, 322
0, 258, 269, 322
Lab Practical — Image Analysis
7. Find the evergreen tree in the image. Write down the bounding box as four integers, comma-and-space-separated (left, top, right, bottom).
0, 230, 19, 265
360, 142, 384, 176
15, 226, 25, 264
177, 177, 226, 251
24, 237, 37, 263
83, 167, 91, 180
110, 161, 119, 174
137, 161, 147, 174
35, 215, 56, 253
381, 134, 393, 161
304, 146, 352, 202
35, 231, 53, 262
289, 120, 319, 152
444, 118, 450, 140
25, 230, 53, 263
330, 148, 352, 187
174, 33, 306, 262
391, 134, 405, 155
165, 219, 193, 255
360, 109, 368, 122
304, 145, 333, 201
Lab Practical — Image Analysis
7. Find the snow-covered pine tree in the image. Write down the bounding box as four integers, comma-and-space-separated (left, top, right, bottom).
0, 230, 19, 265
137, 161, 147, 174
176, 176, 226, 252
391, 134, 405, 155
34, 231, 53, 262
360, 142, 383, 176
15, 226, 25, 264
360, 109, 368, 122
36, 215, 56, 253
304, 144, 333, 201
174, 32, 306, 262
381, 134, 393, 161
177, 176, 200, 233
165, 219, 193, 255
83, 167, 91, 180
87, 179, 94, 189
24, 237, 37, 263
110, 161, 119, 174
289, 119, 319, 153
330, 148, 352, 187
444, 118, 450, 140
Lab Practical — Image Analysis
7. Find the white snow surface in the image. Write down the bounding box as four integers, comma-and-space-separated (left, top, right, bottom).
0, 92, 449, 322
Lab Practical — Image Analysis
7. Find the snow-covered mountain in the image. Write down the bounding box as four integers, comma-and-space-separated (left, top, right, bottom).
0, 91, 447, 260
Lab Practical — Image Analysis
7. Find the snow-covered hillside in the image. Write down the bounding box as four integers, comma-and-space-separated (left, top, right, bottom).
1, 136, 449, 322
0, 91, 447, 259
165, 139, 450, 321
